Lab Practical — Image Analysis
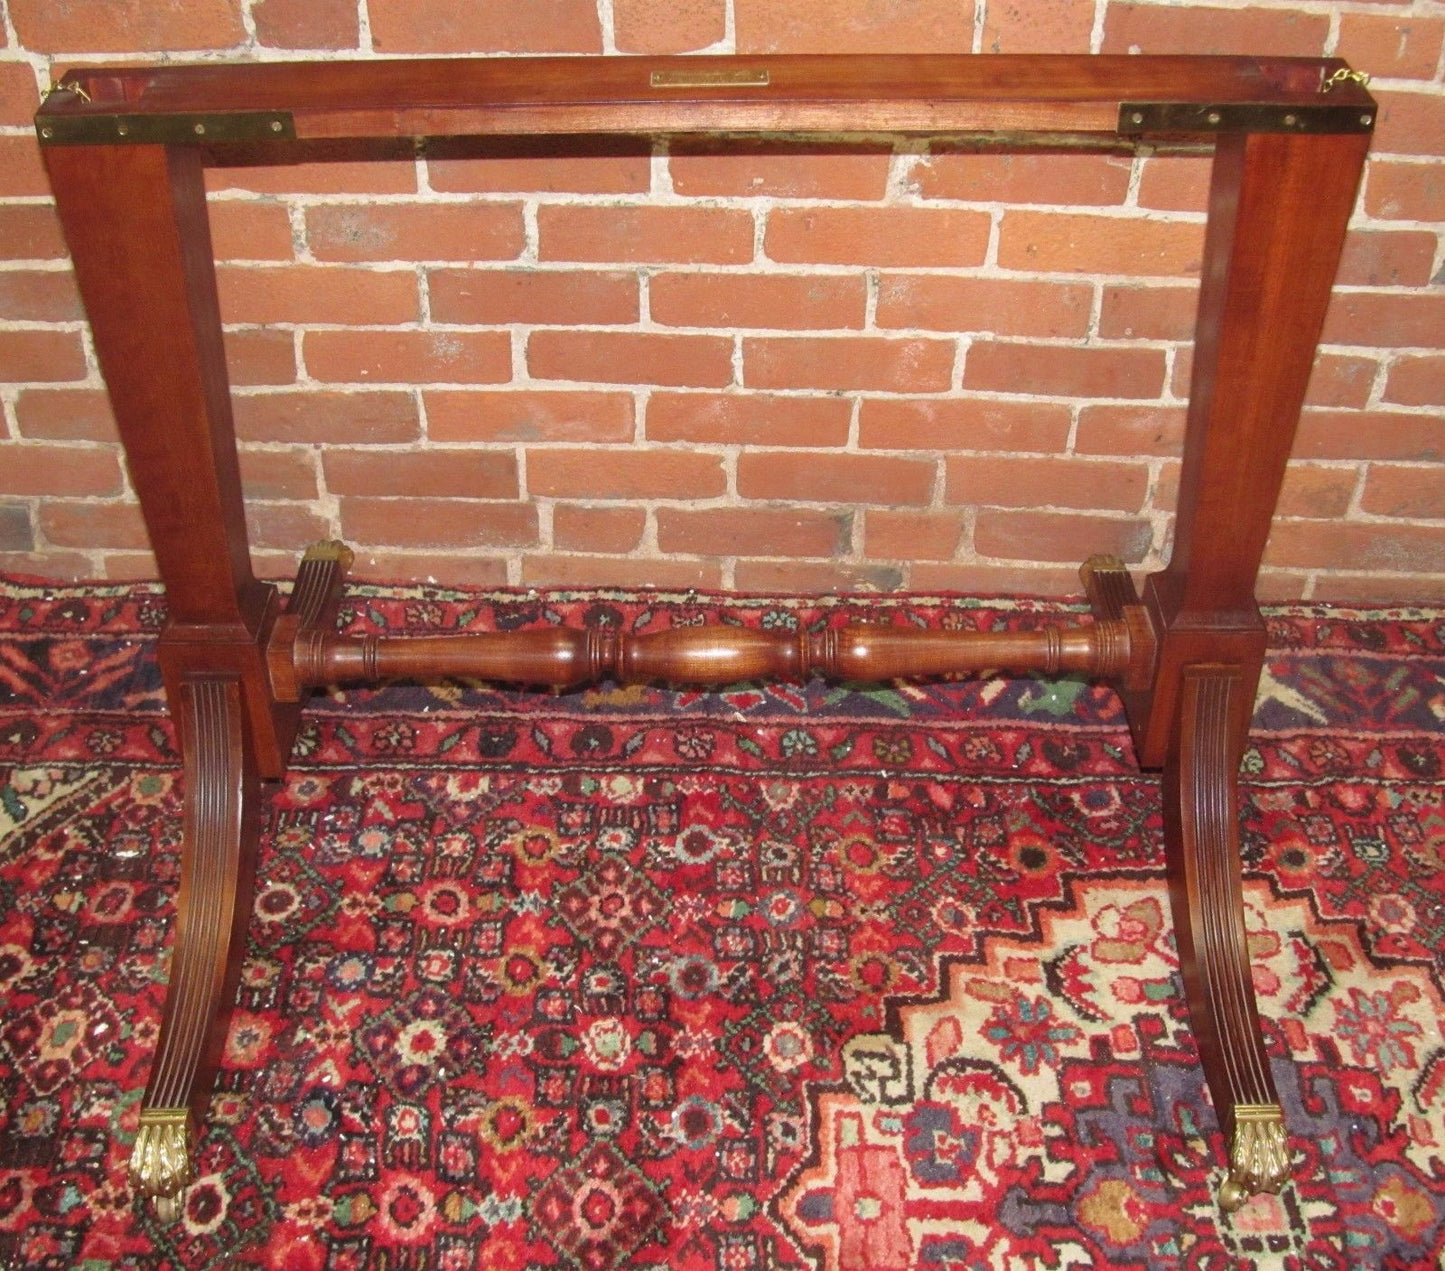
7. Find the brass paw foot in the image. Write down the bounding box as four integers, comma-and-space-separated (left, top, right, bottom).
130, 1107, 195, 1216
1218, 1104, 1290, 1212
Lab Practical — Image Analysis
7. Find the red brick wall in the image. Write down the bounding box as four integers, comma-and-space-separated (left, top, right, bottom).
1, 1, 1441, 600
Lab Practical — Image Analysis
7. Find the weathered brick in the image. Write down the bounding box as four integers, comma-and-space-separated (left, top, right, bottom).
304, 331, 512, 385
1304, 355, 1378, 410
350, 551, 509, 588
553, 505, 647, 554
207, 155, 417, 197
1274, 465, 1358, 519
1309, 572, 1445, 606
947, 455, 1150, 512
0, 330, 88, 383
1099, 286, 1196, 341
224, 329, 298, 387
246, 501, 331, 551
0, 62, 39, 126
857, 398, 1072, 452
523, 555, 722, 590
736, 451, 935, 505
39, 499, 149, 550
1294, 410, 1442, 462
0, 270, 83, 322
975, 510, 1153, 564
980, 0, 1094, 53
1265, 520, 1445, 573
233, 391, 420, 445
1364, 160, 1445, 222
429, 269, 639, 326
1359, 465, 1445, 519
426, 390, 636, 444
1383, 355, 1445, 407
323, 449, 519, 499
10, 0, 245, 51
1074, 405, 1186, 457
13, 388, 117, 442
539, 205, 754, 266
646, 392, 851, 448
0, 442, 122, 496
998, 212, 1204, 277
340, 498, 539, 549
657, 507, 849, 558
863, 510, 964, 561
528, 449, 727, 500
428, 138, 651, 194
1336, 230, 1438, 288
209, 200, 295, 261
1338, 13, 1445, 80
306, 203, 525, 263
766, 207, 990, 268
964, 341, 1167, 399
876, 276, 1091, 338
912, 150, 1130, 204
0, 205, 67, 260
217, 266, 418, 325
0, 135, 50, 197
670, 141, 891, 200
239, 448, 320, 501
368, 0, 602, 53
651, 272, 866, 331
745, 336, 954, 393
1102, 4, 1329, 57
1373, 91, 1445, 158
529, 331, 734, 387
1135, 156, 1212, 213
910, 562, 1087, 596
0, 503, 35, 551
736, 0, 976, 53
253, 0, 360, 48
615, 0, 726, 52
1321, 292, 1445, 349
735, 559, 905, 593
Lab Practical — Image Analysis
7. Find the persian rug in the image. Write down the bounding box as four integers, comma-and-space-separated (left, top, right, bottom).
0, 576, 1442, 1271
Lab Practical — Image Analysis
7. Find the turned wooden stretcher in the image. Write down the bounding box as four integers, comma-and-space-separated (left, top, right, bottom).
34, 53, 1376, 1217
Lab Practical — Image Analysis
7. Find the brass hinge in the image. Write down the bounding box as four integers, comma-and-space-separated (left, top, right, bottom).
1119, 101, 1375, 136
36, 110, 296, 146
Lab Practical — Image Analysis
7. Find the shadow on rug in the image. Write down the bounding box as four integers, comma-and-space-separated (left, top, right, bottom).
0, 578, 1442, 1270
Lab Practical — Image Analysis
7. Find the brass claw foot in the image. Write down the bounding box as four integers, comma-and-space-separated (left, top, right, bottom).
1218, 1104, 1290, 1212
130, 1107, 195, 1217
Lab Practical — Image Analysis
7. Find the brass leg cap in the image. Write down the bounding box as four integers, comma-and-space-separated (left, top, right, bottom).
1219, 1104, 1290, 1213
130, 1107, 195, 1215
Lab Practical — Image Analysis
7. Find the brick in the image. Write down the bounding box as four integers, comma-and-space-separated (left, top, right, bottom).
0, 503, 34, 551
745, 336, 954, 393
0, 62, 39, 126
1152, 461, 1180, 513
341, 498, 539, 549
1294, 410, 1442, 462
0, 330, 87, 383
369, 0, 602, 52
766, 207, 990, 268
1336, 230, 1438, 288
0, 270, 82, 322
8, 550, 100, 579
670, 141, 891, 200
733, 559, 904, 593
651, 272, 866, 331
426, 390, 636, 444
1264, 520, 1445, 573
1383, 355, 1445, 407
10, 0, 245, 51
233, 391, 420, 445
351, 551, 509, 588
0, 443, 122, 496
538, 205, 754, 265
323, 449, 518, 499
217, 266, 418, 325
0, 136, 50, 197
737, 451, 935, 505
224, 329, 298, 387
857, 398, 1072, 453
306, 203, 524, 263
615, 0, 726, 52
1373, 91, 1445, 158
998, 212, 1204, 278
13, 388, 117, 442
1304, 356, 1377, 410
1102, 5, 1329, 57
975, 510, 1153, 564
528, 449, 727, 500
736, 0, 976, 53
1099, 286, 1196, 341
1364, 160, 1445, 222
910, 562, 1087, 596
863, 510, 964, 561
553, 505, 646, 554
429, 268, 639, 326
238, 448, 319, 501
1135, 157, 1212, 213
207, 156, 417, 197
1338, 14, 1445, 80
246, 501, 331, 551
1075, 406, 1186, 457
657, 507, 850, 558
964, 341, 1167, 399
1321, 292, 1445, 349
948, 455, 1150, 512
304, 331, 512, 384
1309, 572, 1445, 607
253, 0, 360, 48
981, 0, 1094, 53
1359, 465, 1445, 519
646, 392, 851, 448
912, 151, 1131, 205
0, 205, 67, 259
876, 276, 1091, 339
523, 555, 722, 590
1274, 465, 1357, 519
39, 499, 149, 550
427, 138, 651, 194
529, 331, 734, 388
207, 201, 295, 262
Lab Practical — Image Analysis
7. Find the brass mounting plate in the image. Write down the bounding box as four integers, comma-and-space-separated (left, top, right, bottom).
1119, 101, 1375, 135
651, 68, 770, 89
36, 111, 297, 146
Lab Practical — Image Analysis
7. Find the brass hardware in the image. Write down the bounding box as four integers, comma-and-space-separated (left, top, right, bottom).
1321, 67, 1371, 93
130, 1107, 195, 1207
1119, 101, 1375, 135
41, 80, 91, 103
35, 110, 296, 146
651, 68, 770, 89
1219, 1104, 1290, 1213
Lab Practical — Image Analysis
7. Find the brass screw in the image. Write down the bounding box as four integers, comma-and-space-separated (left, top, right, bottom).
1130, 111, 1144, 125
116, 122, 129, 136
40, 126, 53, 139
1283, 113, 1297, 126
193, 122, 206, 135
1206, 110, 1222, 125
1361, 114, 1373, 126
270, 119, 284, 132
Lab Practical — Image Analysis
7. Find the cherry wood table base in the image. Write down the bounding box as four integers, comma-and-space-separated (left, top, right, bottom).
36, 54, 1374, 1215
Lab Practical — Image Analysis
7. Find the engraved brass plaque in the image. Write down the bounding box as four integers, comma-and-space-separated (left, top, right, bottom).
650, 68, 770, 89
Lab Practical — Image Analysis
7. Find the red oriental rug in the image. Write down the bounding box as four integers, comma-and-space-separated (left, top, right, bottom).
1, 577, 1443, 1270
